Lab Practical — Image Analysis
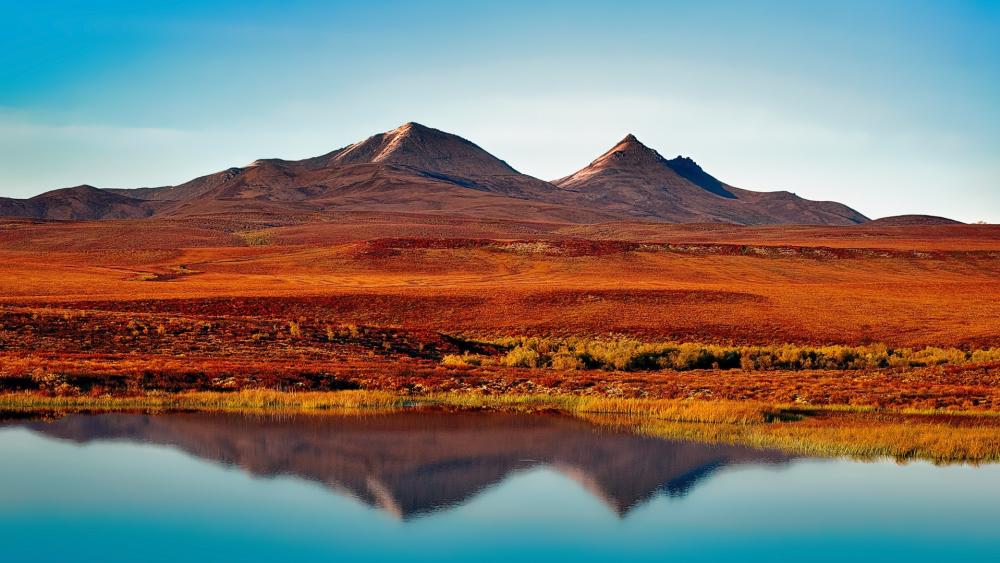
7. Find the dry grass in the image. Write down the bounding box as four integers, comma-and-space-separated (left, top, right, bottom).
587, 415, 1000, 463
446, 336, 1000, 371
3, 389, 999, 462
1, 220, 998, 462
1, 221, 998, 348
0, 389, 406, 411
428, 393, 771, 424
234, 229, 272, 246
0, 390, 771, 425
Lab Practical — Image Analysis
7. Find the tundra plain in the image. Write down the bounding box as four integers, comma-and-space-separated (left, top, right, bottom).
2, 216, 998, 461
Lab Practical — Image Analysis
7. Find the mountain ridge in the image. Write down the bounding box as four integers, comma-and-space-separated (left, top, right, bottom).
868, 214, 963, 226
2, 123, 871, 225
0, 184, 157, 221
553, 134, 867, 225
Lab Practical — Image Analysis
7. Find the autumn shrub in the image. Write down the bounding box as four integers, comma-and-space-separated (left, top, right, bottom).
971, 349, 1000, 363
452, 336, 1000, 374
550, 351, 584, 370
235, 230, 271, 246
501, 347, 541, 368
442, 353, 482, 367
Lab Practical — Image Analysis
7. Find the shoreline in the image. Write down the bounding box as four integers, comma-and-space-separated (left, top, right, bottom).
4, 389, 999, 464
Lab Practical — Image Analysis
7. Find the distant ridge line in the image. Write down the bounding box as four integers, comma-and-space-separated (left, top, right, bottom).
2, 122, 875, 225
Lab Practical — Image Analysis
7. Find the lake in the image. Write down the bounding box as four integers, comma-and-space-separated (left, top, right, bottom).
1, 410, 997, 562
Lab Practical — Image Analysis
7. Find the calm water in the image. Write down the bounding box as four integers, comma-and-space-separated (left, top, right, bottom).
1, 410, 997, 562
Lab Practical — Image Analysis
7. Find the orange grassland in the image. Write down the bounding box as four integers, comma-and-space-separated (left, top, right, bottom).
1, 216, 997, 348
3, 215, 1000, 460
0, 216, 997, 402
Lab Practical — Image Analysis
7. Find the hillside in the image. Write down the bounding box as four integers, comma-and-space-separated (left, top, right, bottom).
0, 185, 156, 221
553, 135, 868, 225
869, 214, 962, 226
104, 123, 611, 224
4, 123, 869, 225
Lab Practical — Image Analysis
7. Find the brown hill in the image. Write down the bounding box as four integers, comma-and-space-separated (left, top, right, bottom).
0, 185, 156, 221
310, 121, 522, 180
6, 123, 869, 225
107, 123, 611, 223
868, 214, 962, 226
554, 134, 868, 225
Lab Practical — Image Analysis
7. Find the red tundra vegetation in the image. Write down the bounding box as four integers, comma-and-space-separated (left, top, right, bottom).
1, 216, 999, 460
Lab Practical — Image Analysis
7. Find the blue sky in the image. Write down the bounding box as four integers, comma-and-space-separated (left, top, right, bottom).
1, 0, 997, 221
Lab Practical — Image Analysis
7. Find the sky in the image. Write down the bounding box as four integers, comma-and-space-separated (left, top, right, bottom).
1, 0, 998, 222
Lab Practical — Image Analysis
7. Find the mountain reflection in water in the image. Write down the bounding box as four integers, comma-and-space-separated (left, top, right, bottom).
9, 410, 793, 518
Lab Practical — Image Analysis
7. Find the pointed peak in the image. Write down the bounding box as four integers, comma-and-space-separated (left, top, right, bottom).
392, 121, 433, 135
611, 134, 658, 156
664, 156, 736, 199
324, 122, 519, 176
615, 134, 651, 150
666, 155, 704, 172
381, 122, 455, 145
583, 134, 666, 169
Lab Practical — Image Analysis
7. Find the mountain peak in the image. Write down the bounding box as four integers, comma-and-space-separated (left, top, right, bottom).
553, 136, 742, 204
386, 122, 434, 140
587, 134, 668, 170
326, 123, 519, 177
36, 184, 104, 198
381, 122, 455, 150
395, 121, 431, 132
614, 133, 653, 151
663, 156, 735, 199
9, 124, 868, 226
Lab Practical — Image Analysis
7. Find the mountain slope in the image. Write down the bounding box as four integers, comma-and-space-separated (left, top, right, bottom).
868, 214, 962, 226
0, 185, 156, 220
120, 123, 562, 203
101, 122, 610, 223
312, 122, 518, 176
554, 135, 868, 225
7, 124, 869, 225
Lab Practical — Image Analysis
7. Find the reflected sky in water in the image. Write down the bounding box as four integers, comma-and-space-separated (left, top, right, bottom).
1, 411, 998, 562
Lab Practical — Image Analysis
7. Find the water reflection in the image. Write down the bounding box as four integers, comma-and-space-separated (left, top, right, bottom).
5, 410, 792, 518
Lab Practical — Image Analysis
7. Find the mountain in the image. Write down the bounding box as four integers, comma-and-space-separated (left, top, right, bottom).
0, 185, 156, 220
868, 214, 962, 226
2, 123, 868, 225
105, 122, 610, 223
308, 121, 525, 183
553, 134, 868, 225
